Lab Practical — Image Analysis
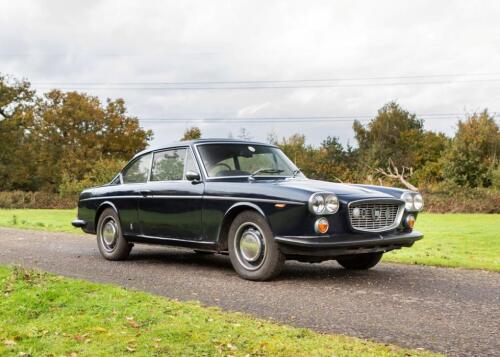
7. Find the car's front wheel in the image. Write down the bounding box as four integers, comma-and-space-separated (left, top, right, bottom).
228, 210, 285, 281
96, 208, 132, 261
336, 252, 383, 270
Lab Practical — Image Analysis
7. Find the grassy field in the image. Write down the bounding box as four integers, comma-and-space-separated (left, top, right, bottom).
0, 209, 498, 271
0, 208, 79, 233
384, 213, 500, 271
0, 266, 438, 356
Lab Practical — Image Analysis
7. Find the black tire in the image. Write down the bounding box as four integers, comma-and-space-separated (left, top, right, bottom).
96, 208, 132, 261
228, 210, 285, 281
337, 252, 383, 270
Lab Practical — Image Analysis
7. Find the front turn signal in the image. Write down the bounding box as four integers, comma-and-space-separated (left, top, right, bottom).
314, 218, 329, 234
405, 214, 416, 230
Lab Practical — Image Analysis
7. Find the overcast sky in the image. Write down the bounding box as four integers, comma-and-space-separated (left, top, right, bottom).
1, 0, 499, 147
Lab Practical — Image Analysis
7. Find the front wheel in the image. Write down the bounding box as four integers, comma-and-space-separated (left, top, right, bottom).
96, 208, 132, 261
228, 211, 285, 281
336, 252, 383, 270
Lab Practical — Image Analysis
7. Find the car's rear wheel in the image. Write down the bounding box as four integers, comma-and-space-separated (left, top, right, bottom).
336, 252, 383, 270
228, 210, 285, 281
96, 208, 132, 261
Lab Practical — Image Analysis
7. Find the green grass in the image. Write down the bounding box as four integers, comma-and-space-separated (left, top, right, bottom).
0, 209, 498, 271
384, 213, 500, 272
0, 209, 80, 234
0, 266, 438, 357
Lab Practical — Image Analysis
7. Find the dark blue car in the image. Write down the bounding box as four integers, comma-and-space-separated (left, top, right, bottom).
72, 139, 424, 280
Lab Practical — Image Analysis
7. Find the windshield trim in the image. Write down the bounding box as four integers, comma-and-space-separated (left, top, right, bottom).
193, 142, 298, 179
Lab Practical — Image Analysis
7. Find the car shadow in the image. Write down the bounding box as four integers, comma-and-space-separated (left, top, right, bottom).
126, 246, 403, 284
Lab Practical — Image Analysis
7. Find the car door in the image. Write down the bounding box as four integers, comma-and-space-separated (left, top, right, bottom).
116, 152, 153, 236
138, 147, 204, 240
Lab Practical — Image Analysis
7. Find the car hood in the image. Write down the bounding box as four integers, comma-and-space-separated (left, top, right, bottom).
273, 178, 395, 200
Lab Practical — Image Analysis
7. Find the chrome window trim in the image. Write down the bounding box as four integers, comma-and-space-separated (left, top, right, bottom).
347, 198, 405, 233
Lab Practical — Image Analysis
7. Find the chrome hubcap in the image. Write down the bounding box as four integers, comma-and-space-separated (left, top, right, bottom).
234, 222, 266, 270
101, 218, 118, 251
239, 229, 262, 262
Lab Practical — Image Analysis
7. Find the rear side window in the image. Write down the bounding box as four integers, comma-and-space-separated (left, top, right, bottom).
151, 149, 186, 181
122, 153, 152, 184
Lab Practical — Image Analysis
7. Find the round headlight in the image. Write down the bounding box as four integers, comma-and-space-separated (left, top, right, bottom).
401, 192, 414, 211
309, 194, 325, 214
325, 194, 339, 213
413, 193, 424, 211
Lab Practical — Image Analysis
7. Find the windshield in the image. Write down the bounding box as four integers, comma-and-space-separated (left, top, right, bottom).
197, 143, 301, 178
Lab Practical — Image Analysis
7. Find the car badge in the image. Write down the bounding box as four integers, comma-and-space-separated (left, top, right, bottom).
248, 146, 256, 152
372, 208, 381, 221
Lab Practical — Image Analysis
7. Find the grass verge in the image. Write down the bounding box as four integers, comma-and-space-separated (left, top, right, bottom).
0, 209, 498, 272
0, 266, 438, 356
0, 209, 79, 234
384, 213, 500, 272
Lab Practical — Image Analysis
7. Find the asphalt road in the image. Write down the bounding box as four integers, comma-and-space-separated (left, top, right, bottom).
0, 228, 498, 356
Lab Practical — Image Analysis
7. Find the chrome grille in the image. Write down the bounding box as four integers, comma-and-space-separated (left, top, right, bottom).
348, 201, 402, 232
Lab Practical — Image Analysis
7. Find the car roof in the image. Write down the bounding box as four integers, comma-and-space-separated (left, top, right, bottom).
133, 138, 276, 158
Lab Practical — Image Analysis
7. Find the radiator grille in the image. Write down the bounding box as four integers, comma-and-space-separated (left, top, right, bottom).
348, 201, 402, 232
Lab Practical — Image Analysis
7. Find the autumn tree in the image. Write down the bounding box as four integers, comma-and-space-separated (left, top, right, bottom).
443, 111, 500, 187
0, 75, 37, 190
181, 126, 202, 140
31, 90, 152, 191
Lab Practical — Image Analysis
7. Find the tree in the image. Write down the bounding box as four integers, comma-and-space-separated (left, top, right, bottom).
312, 136, 355, 182
32, 90, 152, 191
181, 126, 201, 141
0, 75, 37, 190
443, 111, 500, 187
353, 102, 425, 169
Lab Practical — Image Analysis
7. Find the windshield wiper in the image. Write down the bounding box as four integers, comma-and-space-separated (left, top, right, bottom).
292, 168, 302, 178
250, 168, 284, 178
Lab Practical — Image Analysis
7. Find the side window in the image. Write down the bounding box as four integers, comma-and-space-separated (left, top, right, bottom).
184, 150, 200, 176
151, 149, 186, 181
122, 153, 152, 184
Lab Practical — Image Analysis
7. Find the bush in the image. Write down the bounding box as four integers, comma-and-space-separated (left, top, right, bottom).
0, 191, 77, 209
423, 182, 500, 213
58, 158, 125, 197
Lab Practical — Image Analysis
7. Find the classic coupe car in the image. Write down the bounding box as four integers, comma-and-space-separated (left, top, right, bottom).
72, 139, 423, 280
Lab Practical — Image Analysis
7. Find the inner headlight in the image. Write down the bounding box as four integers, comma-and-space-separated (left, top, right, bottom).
401, 192, 414, 211
309, 194, 325, 214
325, 194, 339, 213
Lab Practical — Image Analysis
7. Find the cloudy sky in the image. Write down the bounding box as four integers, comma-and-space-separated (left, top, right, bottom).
1, 0, 499, 146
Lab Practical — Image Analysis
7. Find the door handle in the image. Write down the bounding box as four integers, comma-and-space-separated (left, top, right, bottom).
139, 190, 152, 196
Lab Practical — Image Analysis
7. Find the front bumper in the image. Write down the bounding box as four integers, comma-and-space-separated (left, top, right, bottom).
71, 219, 86, 228
275, 230, 423, 257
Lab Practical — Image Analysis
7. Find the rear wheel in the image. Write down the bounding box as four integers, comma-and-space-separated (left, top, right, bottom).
228, 210, 284, 281
337, 252, 383, 270
96, 208, 132, 261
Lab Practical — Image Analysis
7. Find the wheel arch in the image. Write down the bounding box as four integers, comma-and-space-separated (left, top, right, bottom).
94, 201, 119, 230
216, 202, 270, 252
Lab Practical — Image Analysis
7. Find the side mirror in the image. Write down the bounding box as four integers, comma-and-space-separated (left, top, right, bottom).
185, 171, 201, 182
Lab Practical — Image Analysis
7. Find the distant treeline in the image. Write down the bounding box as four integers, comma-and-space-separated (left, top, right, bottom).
1, 73, 499, 204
